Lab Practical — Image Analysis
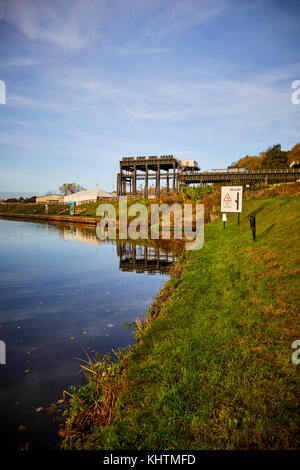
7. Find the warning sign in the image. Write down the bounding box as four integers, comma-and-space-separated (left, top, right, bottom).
221, 186, 243, 213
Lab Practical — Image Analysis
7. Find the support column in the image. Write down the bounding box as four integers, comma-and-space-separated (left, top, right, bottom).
133, 165, 137, 195
173, 161, 176, 192
120, 167, 124, 195
166, 169, 169, 194
117, 173, 121, 196
156, 162, 160, 198
144, 163, 148, 198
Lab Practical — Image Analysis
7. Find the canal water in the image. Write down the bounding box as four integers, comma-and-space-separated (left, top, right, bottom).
0, 218, 181, 450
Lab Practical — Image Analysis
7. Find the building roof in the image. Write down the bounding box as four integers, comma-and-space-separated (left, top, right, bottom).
36, 194, 64, 201
63, 189, 112, 203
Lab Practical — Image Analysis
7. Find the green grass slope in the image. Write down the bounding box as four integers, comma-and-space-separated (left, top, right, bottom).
65, 195, 300, 450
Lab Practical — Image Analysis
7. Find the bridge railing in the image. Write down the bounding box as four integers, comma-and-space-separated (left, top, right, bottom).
206, 168, 299, 175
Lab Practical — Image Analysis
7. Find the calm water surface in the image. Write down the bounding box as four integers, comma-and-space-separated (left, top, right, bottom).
0, 219, 180, 450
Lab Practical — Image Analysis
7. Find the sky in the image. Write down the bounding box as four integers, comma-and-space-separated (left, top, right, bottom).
0, 0, 299, 195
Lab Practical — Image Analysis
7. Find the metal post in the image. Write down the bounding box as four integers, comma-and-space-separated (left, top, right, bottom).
145, 163, 148, 198
250, 215, 256, 241
222, 213, 227, 228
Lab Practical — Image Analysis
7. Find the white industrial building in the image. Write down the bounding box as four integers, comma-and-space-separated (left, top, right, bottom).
36, 194, 64, 204
179, 159, 200, 171
63, 188, 113, 205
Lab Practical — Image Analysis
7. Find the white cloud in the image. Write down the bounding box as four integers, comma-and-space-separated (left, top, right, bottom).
7, 94, 63, 112
0, 57, 39, 68
0, 0, 97, 50
142, 0, 227, 40
117, 47, 169, 56
0, 0, 227, 51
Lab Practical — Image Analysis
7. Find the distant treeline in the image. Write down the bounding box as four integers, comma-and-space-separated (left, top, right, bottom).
229, 142, 300, 170
1, 196, 37, 203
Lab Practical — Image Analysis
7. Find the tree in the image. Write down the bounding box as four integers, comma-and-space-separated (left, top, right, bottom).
59, 183, 85, 195
260, 144, 288, 169
235, 155, 262, 170
287, 142, 300, 167
6, 198, 18, 203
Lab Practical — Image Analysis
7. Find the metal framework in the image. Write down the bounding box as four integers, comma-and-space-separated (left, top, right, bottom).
179, 168, 300, 186
117, 155, 180, 197
117, 156, 300, 197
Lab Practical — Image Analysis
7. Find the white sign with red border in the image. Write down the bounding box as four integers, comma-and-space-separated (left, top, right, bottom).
221, 186, 243, 213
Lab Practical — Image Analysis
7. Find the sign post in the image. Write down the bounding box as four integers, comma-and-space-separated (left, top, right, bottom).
221, 186, 243, 213
222, 213, 227, 229
68, 201, 75, 216
221, 186, 243, 226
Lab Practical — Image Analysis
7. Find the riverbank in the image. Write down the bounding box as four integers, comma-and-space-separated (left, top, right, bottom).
0, 183, 298, 226
0, 212, 99, 225
60, 192, 300, 450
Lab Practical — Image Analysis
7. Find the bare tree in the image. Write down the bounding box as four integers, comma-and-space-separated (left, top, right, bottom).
59, 183, 85, 195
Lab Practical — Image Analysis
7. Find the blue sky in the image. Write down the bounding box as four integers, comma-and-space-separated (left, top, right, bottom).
0, 0, 299, 194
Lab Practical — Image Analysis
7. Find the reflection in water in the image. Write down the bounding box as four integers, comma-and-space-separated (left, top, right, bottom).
0, 218, 182, 450
117, 242, 176, 274
62, 225, 104, 246
55, 223, 183, 274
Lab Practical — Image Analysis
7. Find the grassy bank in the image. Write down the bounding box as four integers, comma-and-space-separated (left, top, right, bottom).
0, 199, 148, 217
60, 193, 300, 450
1, 183, 298, 222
